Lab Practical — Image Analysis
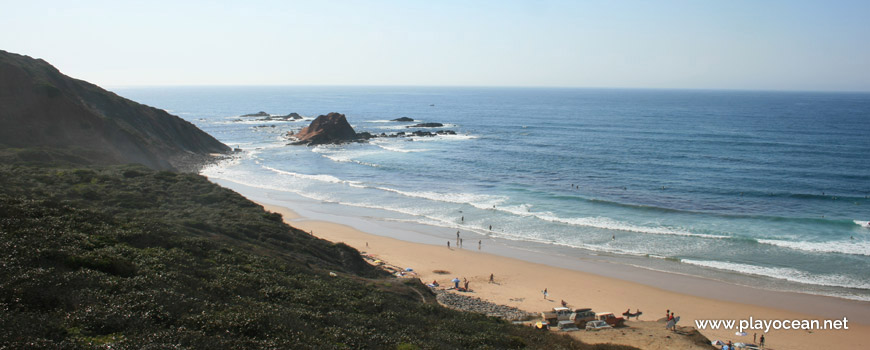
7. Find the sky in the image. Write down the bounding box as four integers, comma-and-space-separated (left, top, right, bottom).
1, 0, 869, 91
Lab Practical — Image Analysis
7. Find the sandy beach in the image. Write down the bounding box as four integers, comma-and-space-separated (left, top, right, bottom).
257, 202, 870, 350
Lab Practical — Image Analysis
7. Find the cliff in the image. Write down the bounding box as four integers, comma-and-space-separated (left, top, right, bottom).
0, 50, 230, 171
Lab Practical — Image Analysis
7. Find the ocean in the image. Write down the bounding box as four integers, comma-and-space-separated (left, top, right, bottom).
115, 86, 870, 301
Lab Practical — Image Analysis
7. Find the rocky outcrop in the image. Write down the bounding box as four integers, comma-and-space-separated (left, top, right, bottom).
391, 117, 414, 122
240, 112, 303, 121
409, 130, 456, 137
291, 113, 359, 145
0, 50, 230, 171
288, 113, 460, 145
241, 111, 270, 117
409, 122, 444, 128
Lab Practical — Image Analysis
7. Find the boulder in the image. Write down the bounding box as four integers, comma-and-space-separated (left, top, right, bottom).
391, 117, 415, 122
292, 113, 358, 145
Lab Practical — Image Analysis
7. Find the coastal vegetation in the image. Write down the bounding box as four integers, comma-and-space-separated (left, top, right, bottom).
0, 162, 637, 349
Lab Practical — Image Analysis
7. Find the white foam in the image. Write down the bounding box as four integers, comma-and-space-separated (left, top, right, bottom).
374, 187, 507, 209
370, 140, 429, 153
262, 165, 354, 185
682, 259, 870, 290
534, 214, 724, 239
854, 220, 870, 228
498, 204, 536, 217
408, 134, 478, 142
311, 146, 381, 167
757, 239, 870, 256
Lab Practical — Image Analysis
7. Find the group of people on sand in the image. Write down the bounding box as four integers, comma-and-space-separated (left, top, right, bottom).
719, 334, 764, 350
450, 231, 483, 250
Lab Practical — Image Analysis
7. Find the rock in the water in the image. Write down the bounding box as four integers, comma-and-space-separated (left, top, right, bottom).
391, 117, 415, 122
241, 111, 270, 117
408, 122, 444, 128
292, 113, 358, 145
280, 112, 303, 120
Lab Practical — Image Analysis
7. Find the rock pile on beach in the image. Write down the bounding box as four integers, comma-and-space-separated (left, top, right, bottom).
435, 290, 534, 321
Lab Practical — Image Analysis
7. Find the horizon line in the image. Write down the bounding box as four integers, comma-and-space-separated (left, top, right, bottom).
105, 84, 870, 94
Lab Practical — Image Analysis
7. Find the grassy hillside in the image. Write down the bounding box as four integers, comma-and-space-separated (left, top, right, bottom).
0, 163, 637, 350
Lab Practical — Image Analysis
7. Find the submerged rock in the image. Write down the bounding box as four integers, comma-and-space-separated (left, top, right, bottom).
408, 122, 444, 128
241, 111, 270, 117
280, 112, 303, 120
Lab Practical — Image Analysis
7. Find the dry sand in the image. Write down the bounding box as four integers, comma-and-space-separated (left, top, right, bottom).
261, 203, 869, 350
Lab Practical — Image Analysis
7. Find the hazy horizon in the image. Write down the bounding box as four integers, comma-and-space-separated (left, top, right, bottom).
3, 1, 869, 92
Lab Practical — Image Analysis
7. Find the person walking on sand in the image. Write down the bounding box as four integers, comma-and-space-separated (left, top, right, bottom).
447, 241, 450, 249
478, 240, 481, 250
489, 273, 494, 283
542, 288, 548, 299
460, 238, 463, 248
759, 334, 765, 348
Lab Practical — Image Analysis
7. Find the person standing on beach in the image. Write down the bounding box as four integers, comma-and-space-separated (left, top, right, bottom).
542, 288, 548, 299
478, 240, 481, 250
759, 334, 765, 348
460, 238, 463, 248
489, 273, 494, 283
447, 241, 450, 249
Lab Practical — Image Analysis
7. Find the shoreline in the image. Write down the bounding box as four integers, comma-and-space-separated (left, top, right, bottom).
212, 177, 870, 350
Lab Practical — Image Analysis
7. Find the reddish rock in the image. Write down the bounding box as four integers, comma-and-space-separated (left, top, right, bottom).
292, 113, 358, 145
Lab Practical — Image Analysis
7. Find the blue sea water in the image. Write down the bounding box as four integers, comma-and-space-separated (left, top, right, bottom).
115, 86, 870, 301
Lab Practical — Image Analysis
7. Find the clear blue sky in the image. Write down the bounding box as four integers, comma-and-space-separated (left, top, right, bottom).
2, 0, 869, 91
